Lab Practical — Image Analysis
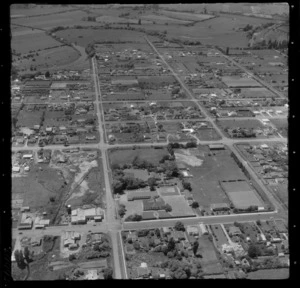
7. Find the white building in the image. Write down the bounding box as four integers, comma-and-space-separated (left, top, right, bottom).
199, 223, 208, 235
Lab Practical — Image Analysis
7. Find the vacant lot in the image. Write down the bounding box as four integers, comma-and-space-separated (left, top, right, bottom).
109, 147, 169, 166
270, 118, 288, 137
247, 268, 289, 279
178, 146, 248, 210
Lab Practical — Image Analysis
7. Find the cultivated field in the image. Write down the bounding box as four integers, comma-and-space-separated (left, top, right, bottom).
159, 10, 214, 21
141, 14, 192, 25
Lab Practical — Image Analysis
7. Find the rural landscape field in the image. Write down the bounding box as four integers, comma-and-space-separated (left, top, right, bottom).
10, 3, 289, 281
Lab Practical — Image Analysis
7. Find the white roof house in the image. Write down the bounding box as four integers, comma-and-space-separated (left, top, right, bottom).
12, 166, 20, 173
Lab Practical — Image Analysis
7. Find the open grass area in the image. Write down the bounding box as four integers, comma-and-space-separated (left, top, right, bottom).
270, 118, 288, 137
163, 196, 195, 217
180, 146, 247, 210
55, 28, 147, 47
195, 128, 222, 141
247, 268, 289, 279
218, 119, 264, 129
198, 235, 223, 275
109, 147, 169, 166
210, 224, 229, 249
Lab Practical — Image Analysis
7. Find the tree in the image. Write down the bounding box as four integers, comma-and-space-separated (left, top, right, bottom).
69, 254, 76, 261
191, 202, 199, 209
133, 242, 140, 250
148, 177, 156, 191
256, 220, 261, 226
112, 179, 124, 194
174, 221, 185, 231
103, 267, 113, 279
14, 250, 27, 270
167, 237, 176, 252
182, 181, 192, 191
155, 228, 161, 238
165, 203, 172, 212
138, 19, 141, 25
23, 246, 31, 264
248, 244, 261, 258
192, 241, 199, 255
118, 205, 126, 218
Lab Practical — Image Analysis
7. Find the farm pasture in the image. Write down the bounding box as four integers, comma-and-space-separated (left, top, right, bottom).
11, 33, 61, 54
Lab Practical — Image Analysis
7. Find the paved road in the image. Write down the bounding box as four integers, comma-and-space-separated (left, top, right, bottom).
91, 57, 124, 279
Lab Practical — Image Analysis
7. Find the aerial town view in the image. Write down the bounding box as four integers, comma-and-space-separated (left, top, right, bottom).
10, 3, 289, 280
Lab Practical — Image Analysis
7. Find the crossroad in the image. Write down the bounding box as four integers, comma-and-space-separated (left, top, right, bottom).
13, 37, 288, 279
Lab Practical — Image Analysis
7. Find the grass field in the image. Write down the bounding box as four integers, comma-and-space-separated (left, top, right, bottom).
109, 147, 169, 166
198, 234, 223, 275
210, 224, 229, 248
247, 268, 289, 279
195, 128, 222, 141
218, 119, 264, 129
270, 118, 288, 137
141, 14, 193, 24
11, 33, 61, 54
17, 110, 43, 128
12, 165, 66, 210
96, 15, 153, 24
159, 10, 214, 21
163, 196, 195, 217
18, 46, 81, 73
221, 76, 262, 88
179, 146, 248, 210
55, 28, 147, 47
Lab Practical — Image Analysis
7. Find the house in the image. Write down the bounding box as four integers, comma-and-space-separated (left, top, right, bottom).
127, 232, 138, 242
136, 263, 151, 279
187, 226, 199, 236
162, 227, 171, 235
199, 223, 208, 235
210, 203, 230, 211
228, 226, 242, 236
171, 231, 185, 242
209, 144, 225, 150
12, 166, 20, 173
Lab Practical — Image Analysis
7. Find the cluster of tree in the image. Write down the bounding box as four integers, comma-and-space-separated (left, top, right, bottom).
168, 141, 197, 149
182, 180, 192, 191
248, 244, 262, 258
83, 16, 96, 22
243, 24, 253, 32
112, 175, 146, 194
14, 247, 32, 271
103, 267, 113, 279
49, 26, 66, 33
125, 213, 142, 221
85, 42, 96, 58
174, 221, 185, 231
118, 204, 126, 218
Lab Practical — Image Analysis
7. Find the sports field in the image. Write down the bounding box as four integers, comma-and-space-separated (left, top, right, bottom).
180, 146, 248, 210
221, 180, 264, 209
